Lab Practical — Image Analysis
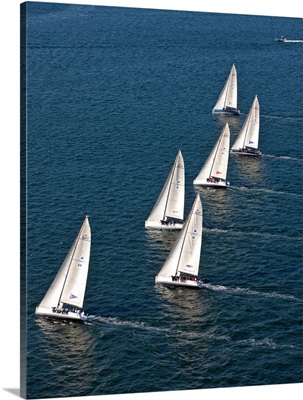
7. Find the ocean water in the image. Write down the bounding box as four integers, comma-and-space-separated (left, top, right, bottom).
22, 2, 302, 399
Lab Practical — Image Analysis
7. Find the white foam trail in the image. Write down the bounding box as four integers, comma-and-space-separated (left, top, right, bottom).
232, 185, 302, 197
89, 315, 170, 332
237, 337, 297, 350
263, 154, 302, 162
204, 284, 302, 302
260, 114, 302, 121
203, 227, 302, 241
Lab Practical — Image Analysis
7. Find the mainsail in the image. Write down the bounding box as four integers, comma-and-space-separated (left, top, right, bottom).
146, 150, 185, 222
213, 64, 238, 111
194, 123, 230, 183
39, 216, 91, 310
157, 194, 202, 279
231, 96, 260, 151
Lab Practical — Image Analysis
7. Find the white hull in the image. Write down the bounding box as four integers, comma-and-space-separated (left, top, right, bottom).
145, 220, 183, 230
155, 275, 203, 289
212, 109, 240, 115
35, 306, 87, 321
193, 179, 229, 188
230, 150, 261, 157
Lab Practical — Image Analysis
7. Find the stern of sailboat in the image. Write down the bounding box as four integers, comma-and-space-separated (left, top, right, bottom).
230, 149, 261, 157
155, 275, 201, 289
212, 109, 240, 115
35, 305, 88, 321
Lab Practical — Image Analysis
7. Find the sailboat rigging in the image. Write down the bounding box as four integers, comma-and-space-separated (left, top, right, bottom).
230, 95, 261, 157
212, 64, 240, 115
35, 216, 91, 321
155, 194, 203, 288
193, 123, 231, 188
145, 150, 185, 230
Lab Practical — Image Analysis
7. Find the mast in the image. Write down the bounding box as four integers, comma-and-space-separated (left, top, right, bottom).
176, 195, 202, 277
231, 96, 259, 151
225, 64, 237, 110
38, 216, 91, 310
209, 131, 223, 179
194, 123, 230, 184
210, 123, 230, 180
244, 96, 259, 150
146, 150, 184, 222
163, 150, 184, 220
57, 217, 87, 307
163, 152, 179, 220
173, 203, 193, 276
157, 194, 202, 279
60, 216, 91, 308
57, 238, 80, 307
213, 64, 237, 111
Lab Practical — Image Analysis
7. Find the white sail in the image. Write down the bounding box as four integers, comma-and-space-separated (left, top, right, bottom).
157, 194, 202, 279
38, 216, 91, 310
194, 123, 230, 183
213, 64, 238, 111
146, 150, 185, 222
231, 96, 260, 151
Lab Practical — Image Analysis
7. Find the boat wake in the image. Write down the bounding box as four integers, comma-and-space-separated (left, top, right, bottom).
85, 313, 299, 350
263, 154, 302, 162
87, 315, 230, 342
203, 227, 302, 241
232, 185, 302, 197
203, 283, 302, 302
260, 114, 302, 121
87, 315, 170, 332
283, 40, 303, 43
237, 337, 297, 350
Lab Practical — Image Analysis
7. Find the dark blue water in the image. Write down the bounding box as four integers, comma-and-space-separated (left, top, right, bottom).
23, 2, 302, 399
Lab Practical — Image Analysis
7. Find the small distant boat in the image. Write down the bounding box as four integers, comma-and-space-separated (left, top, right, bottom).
212, 64, 240, 115
275, 36, 303, 43
145, 150, 185, 230
35, 216, 91, 321
230, 95, 261, 157
155, 194, 203, 289
193, 123, 230, 188
276, 36, 287, 42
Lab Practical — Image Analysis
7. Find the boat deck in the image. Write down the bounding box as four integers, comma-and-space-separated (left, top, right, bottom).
145, 220, 183, 230
35, 306, 87, 321
155, 276, 203, 289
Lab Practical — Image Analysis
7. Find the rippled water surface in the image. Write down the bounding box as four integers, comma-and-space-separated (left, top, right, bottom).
24, 3, 302, 398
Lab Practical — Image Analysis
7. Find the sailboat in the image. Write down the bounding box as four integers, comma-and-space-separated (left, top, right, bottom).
155, 194, 203, 288
145, 150, 185, 230
230, 95, 261, 157
193, 123, 231, 188
212, 64, 240, 115
35, 216, 91, 321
